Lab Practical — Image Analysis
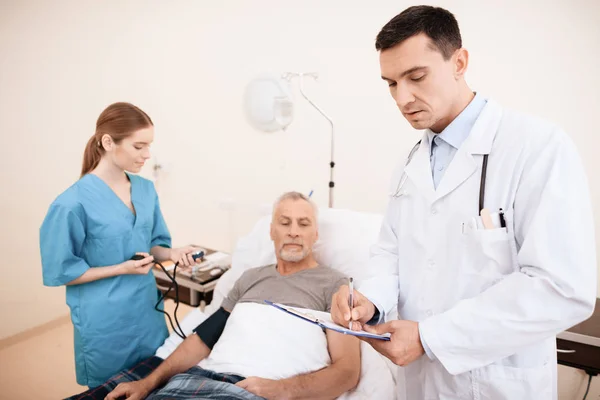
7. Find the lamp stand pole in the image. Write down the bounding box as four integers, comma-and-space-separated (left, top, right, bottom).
282, 72, 335, 208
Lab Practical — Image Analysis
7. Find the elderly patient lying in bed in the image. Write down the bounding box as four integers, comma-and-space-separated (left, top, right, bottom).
106, 191, 360, 400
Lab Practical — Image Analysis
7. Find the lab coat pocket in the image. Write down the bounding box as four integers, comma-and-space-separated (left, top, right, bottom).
474, 362, 552, 400
475, 229, 513, 273
462, 227, 514, 292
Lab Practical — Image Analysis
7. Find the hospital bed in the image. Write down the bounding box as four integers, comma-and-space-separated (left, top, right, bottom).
155, 207, 400, 399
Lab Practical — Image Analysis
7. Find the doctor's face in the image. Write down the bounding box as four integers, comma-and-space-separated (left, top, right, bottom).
270, 198, 319, 263
104, 127, 154, 173
380, 33, 466, 133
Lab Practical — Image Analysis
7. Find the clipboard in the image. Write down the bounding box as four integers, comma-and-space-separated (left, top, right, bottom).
264, 300, 391, 341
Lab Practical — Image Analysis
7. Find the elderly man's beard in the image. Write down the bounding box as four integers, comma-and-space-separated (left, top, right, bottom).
279, 240, 309, 262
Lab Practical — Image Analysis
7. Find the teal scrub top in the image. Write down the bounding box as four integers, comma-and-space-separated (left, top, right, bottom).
40, 173, 170, 387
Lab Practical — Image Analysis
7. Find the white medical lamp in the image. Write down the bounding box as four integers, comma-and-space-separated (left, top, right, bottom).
243, 72, 335, 207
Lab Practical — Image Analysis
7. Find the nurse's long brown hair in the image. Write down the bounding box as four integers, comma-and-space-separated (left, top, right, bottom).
81, 102, 153, 177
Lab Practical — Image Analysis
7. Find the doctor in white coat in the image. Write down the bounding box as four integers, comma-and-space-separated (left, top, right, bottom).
331, 5, 597, 399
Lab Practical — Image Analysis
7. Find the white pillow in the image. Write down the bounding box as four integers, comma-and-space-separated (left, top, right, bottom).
204, 207, 385, 318
224, 207, 383, 285
312, 208, 383, 285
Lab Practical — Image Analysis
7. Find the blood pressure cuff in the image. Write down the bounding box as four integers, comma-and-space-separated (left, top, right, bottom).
193, 307, 230, 349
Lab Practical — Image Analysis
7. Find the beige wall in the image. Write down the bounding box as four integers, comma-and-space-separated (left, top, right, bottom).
0, 0, 598, 344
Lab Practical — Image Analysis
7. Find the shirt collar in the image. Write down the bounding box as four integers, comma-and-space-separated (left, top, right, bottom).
427, 92, 487, 150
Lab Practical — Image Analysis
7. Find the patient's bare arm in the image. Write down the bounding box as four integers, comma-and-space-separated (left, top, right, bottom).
147, 335, 210, 387
236, 329, 361, 400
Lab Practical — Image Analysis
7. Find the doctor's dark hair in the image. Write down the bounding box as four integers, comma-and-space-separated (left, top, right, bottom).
375, 5, 462, 60
81, 102, 153, 177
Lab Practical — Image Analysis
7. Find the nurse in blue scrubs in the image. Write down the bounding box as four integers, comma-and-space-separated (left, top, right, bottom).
40, 102, 200, 388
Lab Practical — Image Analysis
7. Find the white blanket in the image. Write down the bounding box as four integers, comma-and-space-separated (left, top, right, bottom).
156, 303, 398, 399
200, 302, 331, 380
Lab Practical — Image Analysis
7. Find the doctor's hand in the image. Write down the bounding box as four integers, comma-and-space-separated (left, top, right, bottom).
105, 378, 152, 400
119, 253, 155, 275
331, 285, 376, 330
235, 376, 287, 400
361, 320, 424, 367
169, 245, 203, 269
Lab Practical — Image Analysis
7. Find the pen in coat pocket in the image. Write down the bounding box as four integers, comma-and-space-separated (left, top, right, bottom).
499, 208, 506, 228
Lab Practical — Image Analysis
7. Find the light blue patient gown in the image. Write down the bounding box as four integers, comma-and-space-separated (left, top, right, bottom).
40, 173, 170, 388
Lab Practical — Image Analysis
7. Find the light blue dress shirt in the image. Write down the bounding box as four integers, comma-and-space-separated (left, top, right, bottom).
419, 93, 487, 360
428, 93, 487, 189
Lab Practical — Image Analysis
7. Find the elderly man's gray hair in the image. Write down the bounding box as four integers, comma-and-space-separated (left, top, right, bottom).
272, 191, 319, 219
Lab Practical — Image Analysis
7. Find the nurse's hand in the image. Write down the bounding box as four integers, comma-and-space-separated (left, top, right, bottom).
105, 378, 152, 400
169, 245, 203, 268
361, 320, 424, 366
119, 253, 155, 275
331, 285, 376, 330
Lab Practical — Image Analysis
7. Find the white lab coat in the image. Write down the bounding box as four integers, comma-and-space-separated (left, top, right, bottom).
359, 99, 597, 400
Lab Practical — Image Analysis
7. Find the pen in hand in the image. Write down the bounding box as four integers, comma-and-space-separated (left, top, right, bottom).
348, 277, 354, 331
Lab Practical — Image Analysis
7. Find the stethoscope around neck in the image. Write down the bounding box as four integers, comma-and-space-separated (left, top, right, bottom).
393, 140, 490, 211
